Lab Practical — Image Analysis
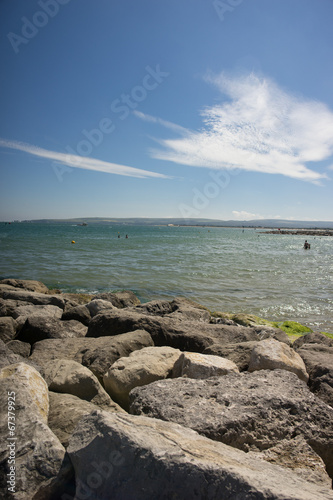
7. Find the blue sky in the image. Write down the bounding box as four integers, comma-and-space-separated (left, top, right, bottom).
1, 0, 333, 221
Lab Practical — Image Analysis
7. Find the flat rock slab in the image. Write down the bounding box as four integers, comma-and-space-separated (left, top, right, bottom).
2, 289, 65, 308
67, 410, 333, 500
0, 278, 51, 294
130, 369, 333, 481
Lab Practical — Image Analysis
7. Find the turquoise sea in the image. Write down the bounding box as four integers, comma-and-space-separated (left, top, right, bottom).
0, 223, 332, 333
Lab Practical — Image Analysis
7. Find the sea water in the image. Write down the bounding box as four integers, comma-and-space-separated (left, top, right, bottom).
0, 223, 332, 332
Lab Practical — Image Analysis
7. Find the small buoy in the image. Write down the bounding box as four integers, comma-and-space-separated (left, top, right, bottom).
71, 240, 75, 244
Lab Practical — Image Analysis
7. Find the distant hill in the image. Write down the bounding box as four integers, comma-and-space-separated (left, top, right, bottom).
21, 217, 333, 229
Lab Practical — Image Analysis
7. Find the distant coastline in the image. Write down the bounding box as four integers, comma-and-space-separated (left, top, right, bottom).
4, 217, 333, 230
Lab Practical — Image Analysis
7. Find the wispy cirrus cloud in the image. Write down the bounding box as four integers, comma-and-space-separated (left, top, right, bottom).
0, 138, 170, 179
137, 73, 333, 183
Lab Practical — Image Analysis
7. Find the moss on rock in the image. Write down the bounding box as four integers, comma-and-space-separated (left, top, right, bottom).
272, 321, 312, 335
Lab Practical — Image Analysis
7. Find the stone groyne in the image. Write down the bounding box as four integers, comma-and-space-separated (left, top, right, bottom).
0, 278, 333, 499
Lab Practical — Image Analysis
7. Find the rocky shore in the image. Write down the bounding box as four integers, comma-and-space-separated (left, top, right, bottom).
0, 278, 333, 499
260, 229, 333, 236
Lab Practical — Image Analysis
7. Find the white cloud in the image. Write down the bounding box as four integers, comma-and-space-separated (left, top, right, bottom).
0, 138, 170, 179
133, 110, 189, 135
232, 210, 263, 220
140, 73, 333, 183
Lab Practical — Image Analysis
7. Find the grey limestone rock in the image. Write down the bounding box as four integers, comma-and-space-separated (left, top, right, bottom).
248, 338, 309, 382
48, 391, 125, 448
0, 363, 72, 499
180, 351, 239, 379
29, 329, 154, 382
85, 298, 114, 317
297, 344, 333, 407
62, 304, 92, 325
0, 316, 17, 343
44, 358, 122, 410
87, 308, 262, 352
103, 346, 183, 410
293, 332, 333, 350
93, 290, 140, 308
0, 278, 51, 294
130, 369, 333, 481
6, 339, 31, 358
67, 410, 333, 500
80, 329, 154, 382
2, 289, 65, 308
203, 341, 261, 371
17, 316, 87, 344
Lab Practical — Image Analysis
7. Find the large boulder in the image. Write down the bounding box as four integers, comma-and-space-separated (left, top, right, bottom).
17, 317, 87, 344
80, 330, 154, 381
87, 308, 264, 352
180, 351, 239, 379
67, 410, 333, 500
167, 297, 211, 322
136, 296, 212, 322
1, 289, 65, 308
1, 362, 49, 421
62, 304, 92, 325
0, 278, 50, 294
129, 370, 333, 481
135, 299, 174, 316
11, 304, 64, 329
248, 338, 309, 382
6, 340, 31, 358
29, 330, 154, 381
293, 332, 333, 350
93, 290, 140, 308
0, 340, 42, 376
203, 341, 261, 371
48, 392, 125, 448
103, 346, 183, 410
0, 340, 33, 371
0, 363, 72, 498
297, 344, 333, 407
44, 358, 122, 409
85, 299, 114, 317
0, 316, 17, 342
0, 298, 27, 316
